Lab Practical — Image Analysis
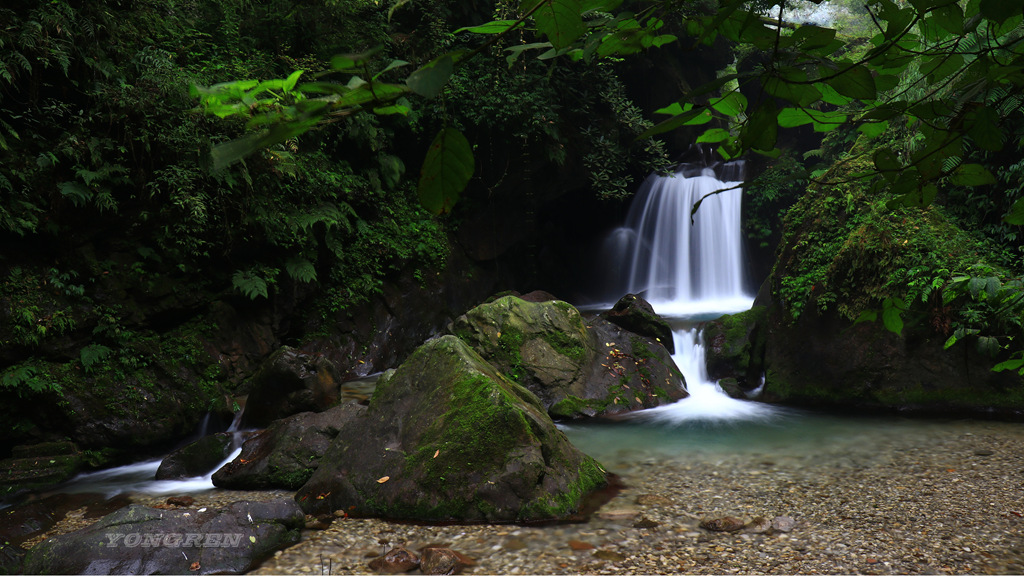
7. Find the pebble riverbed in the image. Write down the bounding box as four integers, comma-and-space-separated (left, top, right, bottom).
247, 416, 1024, 575
24, 415, 1024, 575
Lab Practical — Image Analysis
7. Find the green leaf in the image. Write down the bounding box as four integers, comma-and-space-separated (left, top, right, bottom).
857, 120, 889, 138
980, 0, 1024, 23
993, 357, 1024, 373
741, 100, 778, 152
950, 164, 996, 186
407, 54, 454, 98
709, 92, 747, 117
824, 63, 876, 100
521, 0, 585, 49
282, 70, 303, 92
418, 127, 474, 215
967, 106, 1003, 151
696, 128, 731, 143
932, 3, 964, 34
455, 20, 520, 34
977, 335, 1000, 357
791, 24, 836, 50
1003, 197, 1024, 225
881, 297, 904, 335
873, 148, 901, 182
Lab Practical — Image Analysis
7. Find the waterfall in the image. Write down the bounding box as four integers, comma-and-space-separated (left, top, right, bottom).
603, 151, 780, 423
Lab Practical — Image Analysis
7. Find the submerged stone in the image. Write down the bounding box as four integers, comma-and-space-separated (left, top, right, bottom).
295, 335, 607, 523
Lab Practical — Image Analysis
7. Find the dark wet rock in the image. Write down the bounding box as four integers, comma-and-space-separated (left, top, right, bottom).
771, 515, 796, 533
295, 335, 608, 523
450, 296, 686, 419
241, 346, 342, 428
368, 545, 420, 573
213, 404, 365, 490
519, 290, 559, 303
21, 498, 303, 575
700, 516, 746, 532
702, 305, 767, 389
164, 496, 195, 508
0, 541, 26, 575
0, 441, 83, 494
716, 377, 747, 399
601, 294, 675, 354
155, 433, 233, 480
419, 547, 473, 575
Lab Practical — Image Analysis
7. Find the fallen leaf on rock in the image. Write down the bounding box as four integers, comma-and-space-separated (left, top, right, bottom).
378, 476, 390, 483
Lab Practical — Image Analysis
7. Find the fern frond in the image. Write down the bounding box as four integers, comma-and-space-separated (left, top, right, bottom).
232, 269, 269, 299
285, 256, 317, 283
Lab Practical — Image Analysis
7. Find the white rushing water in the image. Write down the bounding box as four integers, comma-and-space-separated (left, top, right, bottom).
602, 155, 784, 424
55, 408, 248, 497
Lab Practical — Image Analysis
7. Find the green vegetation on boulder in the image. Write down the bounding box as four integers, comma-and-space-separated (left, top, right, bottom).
294, 335, 607, 523
761, 141, 1024, 415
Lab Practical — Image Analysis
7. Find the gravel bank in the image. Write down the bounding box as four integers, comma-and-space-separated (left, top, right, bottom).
250, 418, 1024, 575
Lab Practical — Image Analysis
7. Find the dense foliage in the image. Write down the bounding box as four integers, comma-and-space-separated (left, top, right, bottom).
0, 0, 673, 417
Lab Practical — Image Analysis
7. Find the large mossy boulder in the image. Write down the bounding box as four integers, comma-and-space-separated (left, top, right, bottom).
21, 499, 303, 575
450, 296, 686, 418
294, 335, 608, 523
212, 403, 365, 490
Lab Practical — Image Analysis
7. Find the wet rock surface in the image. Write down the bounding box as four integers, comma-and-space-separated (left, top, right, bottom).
156, 432, 234, 480
22, 498, 303, 575
212, 403, 365, 490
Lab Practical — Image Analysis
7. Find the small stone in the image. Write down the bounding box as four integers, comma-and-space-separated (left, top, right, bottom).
635, 494, 673, 506
700, 517, 746, 532
598, 508, 641, 521
166, 496, 195, 507
594, 549, 628, 562
633, 516, 660, 529
743, 516, 772, 534
974, 449, 994, 456
569, 539, 596, 550
771, 516, 796, 533
420, 547, 473, 575
368, 545, 420, 573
